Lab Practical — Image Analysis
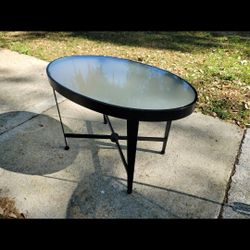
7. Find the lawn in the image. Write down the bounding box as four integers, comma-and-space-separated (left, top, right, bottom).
0, 31, 249, 127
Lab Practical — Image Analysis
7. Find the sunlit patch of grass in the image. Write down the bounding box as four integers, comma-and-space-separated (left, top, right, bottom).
9, 41, 29, 55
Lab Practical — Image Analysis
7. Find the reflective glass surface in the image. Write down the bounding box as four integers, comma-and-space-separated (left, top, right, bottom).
47, 55, 196, 110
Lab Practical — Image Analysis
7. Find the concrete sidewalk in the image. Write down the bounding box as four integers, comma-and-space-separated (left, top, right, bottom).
0, 49, 249, 218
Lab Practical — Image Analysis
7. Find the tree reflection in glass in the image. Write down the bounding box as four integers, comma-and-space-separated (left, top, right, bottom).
49, 56, 196, 110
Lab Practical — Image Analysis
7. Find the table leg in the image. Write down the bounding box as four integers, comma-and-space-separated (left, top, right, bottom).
103, 114, 107, 124
127, 119, 139, 194
52, 89, 69, 150
161, 121, 172, 154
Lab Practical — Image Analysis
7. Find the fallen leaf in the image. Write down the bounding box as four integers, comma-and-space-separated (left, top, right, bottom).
244, 103, 249, 110
240, 60, 248, 65
8, 212, 17, 218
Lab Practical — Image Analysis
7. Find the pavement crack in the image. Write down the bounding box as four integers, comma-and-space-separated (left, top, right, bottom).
0, 113, 40, 136
0, 98, 66, 136
218, 128, 247, 218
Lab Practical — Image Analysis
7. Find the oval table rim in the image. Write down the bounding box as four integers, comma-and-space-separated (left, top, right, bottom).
46, 55, 198, 121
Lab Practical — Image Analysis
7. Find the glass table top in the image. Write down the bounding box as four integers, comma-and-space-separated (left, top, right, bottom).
47, 55, 197, 110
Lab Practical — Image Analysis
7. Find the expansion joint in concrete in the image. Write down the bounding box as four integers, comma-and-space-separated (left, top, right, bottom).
218, 128, 247, 218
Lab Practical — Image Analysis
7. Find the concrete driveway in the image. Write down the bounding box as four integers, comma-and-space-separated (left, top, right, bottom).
0, 49, 249, 218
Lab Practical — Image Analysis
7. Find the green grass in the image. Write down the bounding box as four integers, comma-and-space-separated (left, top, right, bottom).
0, 31, 249, 127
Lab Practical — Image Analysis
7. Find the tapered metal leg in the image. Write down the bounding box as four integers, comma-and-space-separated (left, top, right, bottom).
53, 89, 69, 150
127, 119, 139, 194
103, 114, 107, 124
161, 121, 172, 154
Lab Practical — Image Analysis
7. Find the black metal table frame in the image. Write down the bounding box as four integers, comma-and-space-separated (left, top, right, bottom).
47, 55, 197, 194
53, 89, 172, 194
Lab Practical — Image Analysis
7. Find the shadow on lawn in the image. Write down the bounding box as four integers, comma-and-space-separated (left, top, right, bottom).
5, 31, 250, 54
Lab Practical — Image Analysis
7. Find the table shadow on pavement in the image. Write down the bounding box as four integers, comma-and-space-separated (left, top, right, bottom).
65, 120, 191, 218
0, 111, 79, 175
64, 115, 242, 218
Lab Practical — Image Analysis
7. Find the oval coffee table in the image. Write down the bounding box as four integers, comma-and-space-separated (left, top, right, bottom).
46, 55, 197, 194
